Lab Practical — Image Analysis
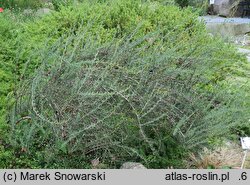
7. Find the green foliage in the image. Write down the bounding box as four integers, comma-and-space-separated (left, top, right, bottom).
175, 0, 189, 7
51, 0, 74, 10
0, 0, 42, 9
0, 12, 17, 143
175, 0, 209, 15
0, 10, 42, 169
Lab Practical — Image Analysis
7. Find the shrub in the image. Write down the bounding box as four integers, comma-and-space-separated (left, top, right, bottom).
51, 0, 73, 10
0, 10, 43, 169
0, 0, 42, 9
0, 12, 18, 143
12, 26, 249, 168
175, 0, 189, 7
175, 0, 209, 15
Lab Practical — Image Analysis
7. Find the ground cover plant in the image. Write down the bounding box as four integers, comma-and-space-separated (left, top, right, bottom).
0, 10, 42, 168
0, 0, 249, 168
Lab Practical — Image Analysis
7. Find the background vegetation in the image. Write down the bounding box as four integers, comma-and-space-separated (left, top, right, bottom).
0, 0, 249, 169
0, 0, 42, 9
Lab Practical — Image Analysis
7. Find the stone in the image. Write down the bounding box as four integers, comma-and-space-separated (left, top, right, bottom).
199, 16, 250, 38
212, 0, 246, 17
120, 162, 146, 169
36, 8, 52, 17
234, 35, 250, 46
213, 0, 234, 17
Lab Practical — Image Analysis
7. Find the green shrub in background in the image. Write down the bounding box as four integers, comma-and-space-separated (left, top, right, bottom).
0, 11, 37, 169
51, 0, 73, 10
175, 0, 189, 7
0, 10, 49, 169
175, 0, 209, 15
0, 0, 42, 9
0, 12, 17, 147
0, 13, 16, 168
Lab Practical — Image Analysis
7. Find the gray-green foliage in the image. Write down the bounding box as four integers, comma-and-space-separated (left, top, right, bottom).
11, 24, 249, 168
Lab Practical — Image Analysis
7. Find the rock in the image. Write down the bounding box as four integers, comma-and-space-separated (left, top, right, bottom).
235, 35, 250, 46
36, 8, 52, 17
206, 22, 250, 38
212, 0, 247, 17
200, 16, 250, 38
120, 162, 146, 169
213, 0, 234, 17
